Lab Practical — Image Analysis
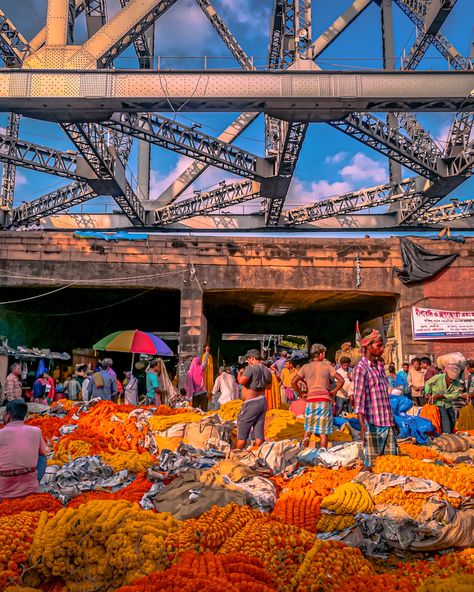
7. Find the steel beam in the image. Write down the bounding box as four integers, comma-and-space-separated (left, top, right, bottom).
103, 113, 271, 180
395, 0, 472, 70
264, 1, 311, 226
9, 180, 96, 226
311, 0, 371, 59
402, 1, 457, 70
284, 177, 426, 225
46, 0, 71, 46
0, 132, 80, 179
157, 112, 260, 205
419, 198, 474, 224
0, 112, 20, 209
154, 180, 260, 225
79, 0, 177, 67
398, 171, 470, 224
329, 112, 444, 179
1, 70, 472, 121
119, 0, 153, 69
61, 122, 146, 225
0, 10, 29, 67
84, 0, 107, 38
195, 0, 254, 70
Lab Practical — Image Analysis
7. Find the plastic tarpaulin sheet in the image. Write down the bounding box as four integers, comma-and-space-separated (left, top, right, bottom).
73, 231, 149, 241
394, 238, 458, 285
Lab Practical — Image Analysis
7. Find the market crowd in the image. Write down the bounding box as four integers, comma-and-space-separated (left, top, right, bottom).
1, 330, 473, 501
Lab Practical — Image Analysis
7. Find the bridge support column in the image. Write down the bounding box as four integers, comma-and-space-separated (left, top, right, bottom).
178, 284, 207, 388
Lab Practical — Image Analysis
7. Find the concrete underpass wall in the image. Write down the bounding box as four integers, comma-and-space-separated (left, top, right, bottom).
0, 232, 472, 373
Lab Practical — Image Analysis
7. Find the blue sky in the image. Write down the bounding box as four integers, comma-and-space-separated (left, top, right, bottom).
1, 0, 473, 214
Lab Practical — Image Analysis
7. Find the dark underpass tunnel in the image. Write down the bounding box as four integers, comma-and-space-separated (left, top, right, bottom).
204, 289, 398, 362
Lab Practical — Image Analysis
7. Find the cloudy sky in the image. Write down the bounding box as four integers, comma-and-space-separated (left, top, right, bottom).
1, 0, 473, 214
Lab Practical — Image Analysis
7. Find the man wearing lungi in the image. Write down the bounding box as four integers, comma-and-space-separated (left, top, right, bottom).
353, 329, 398, 468
292, 344, 344, 449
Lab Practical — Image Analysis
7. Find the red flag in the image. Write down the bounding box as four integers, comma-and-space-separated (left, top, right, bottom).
355, 320, 361, 347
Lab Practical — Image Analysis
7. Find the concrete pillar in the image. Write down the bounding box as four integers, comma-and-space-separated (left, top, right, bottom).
178, 284, 207, 387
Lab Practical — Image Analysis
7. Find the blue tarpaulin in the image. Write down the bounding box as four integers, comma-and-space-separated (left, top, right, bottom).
74, 231, 149, 241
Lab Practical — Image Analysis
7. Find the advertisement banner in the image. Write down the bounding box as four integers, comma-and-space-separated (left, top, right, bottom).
411, 307, 474, 340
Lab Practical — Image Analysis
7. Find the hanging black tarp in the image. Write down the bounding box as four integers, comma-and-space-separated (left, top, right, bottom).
394, 238, 458, 285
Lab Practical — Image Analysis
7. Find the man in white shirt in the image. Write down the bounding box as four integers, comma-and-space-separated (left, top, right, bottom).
211, 366, 238, 409
334, 356, 354, 415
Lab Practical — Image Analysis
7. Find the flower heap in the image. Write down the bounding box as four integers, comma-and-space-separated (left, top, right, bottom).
67, 473, 152, 508
291, 540, 374, 592
218, 515, 314, 591
115, 550, 278, 592
166, 504, 258, 554
373, 456, 474, 497
30, 500, 179, 592
374, 485, 462, 519
0, 511, 44, 590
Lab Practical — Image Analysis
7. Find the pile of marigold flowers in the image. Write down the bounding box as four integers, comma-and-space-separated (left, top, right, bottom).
30, 500, 179, 592
0, 511, 43, 590
0, 494, 62, 517
373, 456, 474, 497
116, 550, 277, 592
374, 485, 462, 519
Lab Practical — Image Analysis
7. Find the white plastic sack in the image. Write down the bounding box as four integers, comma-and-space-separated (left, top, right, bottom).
437, 352, 466, 372
299, 442, 363, 468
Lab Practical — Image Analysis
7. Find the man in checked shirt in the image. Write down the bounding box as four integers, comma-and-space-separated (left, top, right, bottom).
353, 329, 398, 468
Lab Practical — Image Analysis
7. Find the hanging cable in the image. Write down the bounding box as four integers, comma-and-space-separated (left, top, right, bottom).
0, 281, 78, 305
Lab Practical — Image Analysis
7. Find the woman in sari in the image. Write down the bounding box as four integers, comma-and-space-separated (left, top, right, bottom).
185, 346, 210, 411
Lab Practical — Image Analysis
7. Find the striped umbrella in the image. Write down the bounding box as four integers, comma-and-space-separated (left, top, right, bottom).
93, 330, 173, 356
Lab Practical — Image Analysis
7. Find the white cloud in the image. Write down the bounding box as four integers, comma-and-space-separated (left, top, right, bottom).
340, 152, 387, 184
435, 122, 451, 148
149, 156, 193, 199
287, 178, 353, 207
149, 157, 238, 201
218, 0, 271, 26
15, 171, 28, 187
324, 151, 348, 165
154, 0, 214, 57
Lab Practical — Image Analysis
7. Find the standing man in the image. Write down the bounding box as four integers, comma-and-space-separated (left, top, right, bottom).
421, 356, 439, 381
334, 356, 354, 416
146, 359, 162, 406
408, 357, 425, 405
395, 362, 411, 398
4, 362, 22, 403
271, 351, 288, 376
0, 399, 48, 499
353, 329, 398, 469
424, 363, 465, 433
88, 359, 118, 401
236, 349, 272, 450
292, 344, 344, 449
211, 366, 238, 409
280, 358, 298, 403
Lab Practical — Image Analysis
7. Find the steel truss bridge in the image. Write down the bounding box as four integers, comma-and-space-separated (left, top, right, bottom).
0, 0, 473, 231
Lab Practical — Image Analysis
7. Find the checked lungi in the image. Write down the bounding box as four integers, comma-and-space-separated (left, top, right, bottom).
304, 401, 333, 435
364, 424, 398, 467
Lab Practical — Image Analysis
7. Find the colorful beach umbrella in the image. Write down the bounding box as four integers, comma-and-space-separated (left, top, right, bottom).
93, 330, 173, 356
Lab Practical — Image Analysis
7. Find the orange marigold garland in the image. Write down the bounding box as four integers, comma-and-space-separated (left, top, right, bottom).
374, 486, 462, 519
167, 503, 258, 554
373, 456, 474, 497
272, 488, 322, 532
218, 517, 314, 591
67, 473, 152, 508
0, 511, 43, 590
116, 551, 277, 592
0, 494, 62, 518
